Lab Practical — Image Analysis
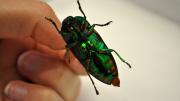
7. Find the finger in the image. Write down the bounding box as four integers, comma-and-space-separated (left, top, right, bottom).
0, 0, 66, 49
4, 97, 14, 101
31, 43, 86, 75
4, 80, 64, 101
58, 49, 86, 75
67, 55, 86, 75
17, 51, 81, 101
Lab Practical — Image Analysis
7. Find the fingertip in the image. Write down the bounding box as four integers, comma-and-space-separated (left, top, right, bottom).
4, 80, 64, 101
4, 80, 28, 101
68, 59, 87, 75
17, 50, 57, 75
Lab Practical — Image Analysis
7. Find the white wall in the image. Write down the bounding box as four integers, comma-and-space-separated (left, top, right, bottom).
128, 0, 180, 24
46, 0, 180, 101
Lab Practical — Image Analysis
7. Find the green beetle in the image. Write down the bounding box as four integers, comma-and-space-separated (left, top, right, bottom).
46, 0, 131, 95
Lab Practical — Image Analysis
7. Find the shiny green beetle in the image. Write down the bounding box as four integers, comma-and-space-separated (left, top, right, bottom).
46, 0, 131, 95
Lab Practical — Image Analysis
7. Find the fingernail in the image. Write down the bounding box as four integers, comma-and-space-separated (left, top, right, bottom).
18, 52, 45, 73
4, 82, 27, 101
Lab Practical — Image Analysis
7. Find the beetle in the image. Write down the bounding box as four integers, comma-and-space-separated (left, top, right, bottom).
45, 0, 131, 95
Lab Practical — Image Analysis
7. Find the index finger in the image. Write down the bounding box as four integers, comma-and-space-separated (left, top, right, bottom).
0, 0, 66, 50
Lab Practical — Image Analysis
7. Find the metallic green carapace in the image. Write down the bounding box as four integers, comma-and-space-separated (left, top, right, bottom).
46, 0, 131, 95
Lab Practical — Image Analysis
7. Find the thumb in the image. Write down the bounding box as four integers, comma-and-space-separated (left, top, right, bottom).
0, 0, 65, 50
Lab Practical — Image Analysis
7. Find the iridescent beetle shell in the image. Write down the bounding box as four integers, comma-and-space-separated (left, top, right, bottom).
61, 16, 120, 86
45, 0, 131, 95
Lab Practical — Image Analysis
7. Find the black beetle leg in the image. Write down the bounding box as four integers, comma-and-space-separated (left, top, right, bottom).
93, 21, 112, 27
88, 24, 95, 33
88, 21, 112, 33
85, 58, 99, 95
82, 21, 88, 33
97, 49, 131, 68
45, 17, 60, 33
65, 48, 70, 64
65, 42, 79, 64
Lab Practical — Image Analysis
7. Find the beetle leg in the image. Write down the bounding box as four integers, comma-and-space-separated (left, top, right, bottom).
66, 41, 78, 48
97, 49, 131, 68
88, 21, 112, 33
45, 17, 60, 33
86, 71, 99, 95
93, 21, 112, 27
65, 42, 79, 64
65, 48, 70, 64
82, 21, 89, 33
86, 59, 99, 95
88, 24, 95, 33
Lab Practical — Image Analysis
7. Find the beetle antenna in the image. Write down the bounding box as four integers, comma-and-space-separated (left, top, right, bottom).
94, 21, 112, 27
77, 0, 87, 19
65, 48, 71, 64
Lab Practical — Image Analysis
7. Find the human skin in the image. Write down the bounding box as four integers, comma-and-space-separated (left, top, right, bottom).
0, 0, 86, 101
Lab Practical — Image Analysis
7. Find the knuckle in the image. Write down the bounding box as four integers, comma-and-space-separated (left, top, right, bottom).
36, 88, 56, 99
41, 89, 52, 97
28, 87, 62, 101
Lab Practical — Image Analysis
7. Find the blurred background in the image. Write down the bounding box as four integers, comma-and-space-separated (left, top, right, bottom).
44, 0, 180, 101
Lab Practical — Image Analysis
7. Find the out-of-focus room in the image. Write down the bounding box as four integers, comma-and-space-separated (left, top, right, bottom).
45, 0, 180, 101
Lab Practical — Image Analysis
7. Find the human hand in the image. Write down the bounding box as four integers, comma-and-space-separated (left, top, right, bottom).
0, 0, 85, 101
